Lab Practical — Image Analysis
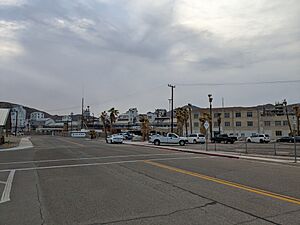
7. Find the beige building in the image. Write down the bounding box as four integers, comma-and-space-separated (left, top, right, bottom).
187, 103, 299, 140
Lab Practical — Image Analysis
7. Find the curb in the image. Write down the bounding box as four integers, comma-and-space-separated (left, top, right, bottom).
124, 142, 240, 159
124, 142, 298, 164
0, 137, 33, 152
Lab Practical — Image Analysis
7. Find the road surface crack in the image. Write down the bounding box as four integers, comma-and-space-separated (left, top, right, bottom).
36, 183, 45, 225
95, 202, 217, 225
118, 164, 280, 225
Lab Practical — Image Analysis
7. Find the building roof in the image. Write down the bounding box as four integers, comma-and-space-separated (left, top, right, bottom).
0, 108, 10, 126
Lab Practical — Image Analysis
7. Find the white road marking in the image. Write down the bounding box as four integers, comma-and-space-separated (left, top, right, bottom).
0, 181, 6, 184
0, 153, 191, 165
0, 170, 16, 203
0, 156, 210, 173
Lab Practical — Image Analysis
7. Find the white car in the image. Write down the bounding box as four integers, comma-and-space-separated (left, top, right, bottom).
106, 134, 123, 144
246, 134, 270, 143
187, 133, 205, 144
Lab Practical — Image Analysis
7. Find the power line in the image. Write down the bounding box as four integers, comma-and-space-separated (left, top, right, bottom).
175, 79, 300, 87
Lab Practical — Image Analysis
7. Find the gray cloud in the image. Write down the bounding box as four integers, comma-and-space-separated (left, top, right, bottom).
0, 0, 300, 115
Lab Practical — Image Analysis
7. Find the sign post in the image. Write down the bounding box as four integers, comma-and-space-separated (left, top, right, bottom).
204, 121, 209, 151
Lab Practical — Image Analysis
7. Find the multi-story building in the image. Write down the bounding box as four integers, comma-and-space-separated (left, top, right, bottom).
30, 112, 45, 120
11, 105, 26, 132
187, 103, 299, 139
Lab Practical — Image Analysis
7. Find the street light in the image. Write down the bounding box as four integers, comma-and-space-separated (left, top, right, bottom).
283, 99, 293, 135
208, 94, 213, 140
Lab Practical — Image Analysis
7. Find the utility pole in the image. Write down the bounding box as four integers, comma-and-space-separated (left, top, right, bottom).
14, 110, 18, 136
70, 112, 73, 132
283, 99, 293, 135
81, 98, 84, 130
168, 84, 175, 133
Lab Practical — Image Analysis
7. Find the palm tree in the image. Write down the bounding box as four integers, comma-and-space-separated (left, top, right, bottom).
100, 111, 108, 143
182, 107, 189, 136
139, 115, 150, 141
175, 107, 185, 136
108, 107, 119, 133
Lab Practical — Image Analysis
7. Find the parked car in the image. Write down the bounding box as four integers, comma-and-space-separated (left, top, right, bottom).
149, 133, 187, 146
211, 134, 236, 144
187, 133, 205, 144
131, 134, 142, 142
246, 134, 270, 143
106, 134, 123, 144
276, 136, 294, 143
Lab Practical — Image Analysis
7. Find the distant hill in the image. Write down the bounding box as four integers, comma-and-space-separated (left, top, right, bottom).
0, 101, 57, 119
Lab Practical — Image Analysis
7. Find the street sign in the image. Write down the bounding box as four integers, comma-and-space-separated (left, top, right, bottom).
204, 121, 209, 130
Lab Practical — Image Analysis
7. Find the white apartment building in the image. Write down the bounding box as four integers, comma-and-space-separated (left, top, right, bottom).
30, 112, 45, 120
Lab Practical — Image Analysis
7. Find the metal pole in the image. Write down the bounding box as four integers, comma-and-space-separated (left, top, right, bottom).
274, 142, 277, 156
14, 111, 18, 136
214, 140, 217, 151
168, 84, 175, 133
245, 139, 248, 154
206, 133, 208, 151
294, 134, 297, 163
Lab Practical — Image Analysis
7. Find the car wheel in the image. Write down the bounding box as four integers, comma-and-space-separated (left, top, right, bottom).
193, 139, 197, 144
259, 139, 264, 143
225, 140, 228, 144
179, 140, 185, 146
154, 140, 160, 146
110, 140, 113, 144
247, 139, 251, 143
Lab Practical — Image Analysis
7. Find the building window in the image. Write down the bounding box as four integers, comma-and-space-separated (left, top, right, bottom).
193, 113, 199, 119
235, 112, 241, 118
214, 112, 221, 118
194, 122, 199, 127
214, 122, 218, 127
275, 121, 281, 126
247, 112, 253, 117
236, 121, 241, 127
275, 131, 282, 136
225, 122, 230, 127
283, 121, 288, 126
247, 121, 253, 127
224, 112, 230, 118
264, 121, 271, 126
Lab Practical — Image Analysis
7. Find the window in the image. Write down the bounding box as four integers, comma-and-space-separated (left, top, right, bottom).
224, 112, 230, 118
214, 112, 221, 118
283, 121, 288, 126
193, 113, 199, 119
264, 121, 271, 126
275, 131, 282, 136
236, 121, 241, 127
247, 112, 253, 117
275, 121, 281, 126
241, 133, 245, 137
194, 122, 199, 127
247, 121, 253, 127
214, 122, 218, 127
225, 122, 231, 127
235, 112, 241, 118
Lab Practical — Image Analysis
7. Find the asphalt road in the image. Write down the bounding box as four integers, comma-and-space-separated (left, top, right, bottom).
0, 136, 299, 225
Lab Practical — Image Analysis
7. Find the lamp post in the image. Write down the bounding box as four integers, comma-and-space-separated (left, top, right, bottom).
208, 94, 213, 140
283, 99, 293, 135
168, 84, 175, 133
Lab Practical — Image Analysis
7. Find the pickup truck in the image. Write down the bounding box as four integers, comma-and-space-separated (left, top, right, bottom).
211, 134, 236, 144
149, 133, 187, 146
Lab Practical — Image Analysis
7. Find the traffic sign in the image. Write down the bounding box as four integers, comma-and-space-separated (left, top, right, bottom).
204, 121, 209, 130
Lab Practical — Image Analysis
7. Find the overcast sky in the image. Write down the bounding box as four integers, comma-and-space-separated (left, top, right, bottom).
0, 0, 300, 115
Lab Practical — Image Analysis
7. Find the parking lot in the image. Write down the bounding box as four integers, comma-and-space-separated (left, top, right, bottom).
0, 135, 299, 225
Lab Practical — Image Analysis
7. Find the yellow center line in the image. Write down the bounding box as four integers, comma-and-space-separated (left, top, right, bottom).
59, 138, 85, 147
144, 160, 300, 205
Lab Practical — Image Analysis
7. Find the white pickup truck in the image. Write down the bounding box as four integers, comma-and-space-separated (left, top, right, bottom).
149, 133, 187, 146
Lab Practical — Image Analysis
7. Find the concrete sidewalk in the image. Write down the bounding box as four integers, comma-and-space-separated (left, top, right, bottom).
124, 141, 299, 165
0, 137, 33, 152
